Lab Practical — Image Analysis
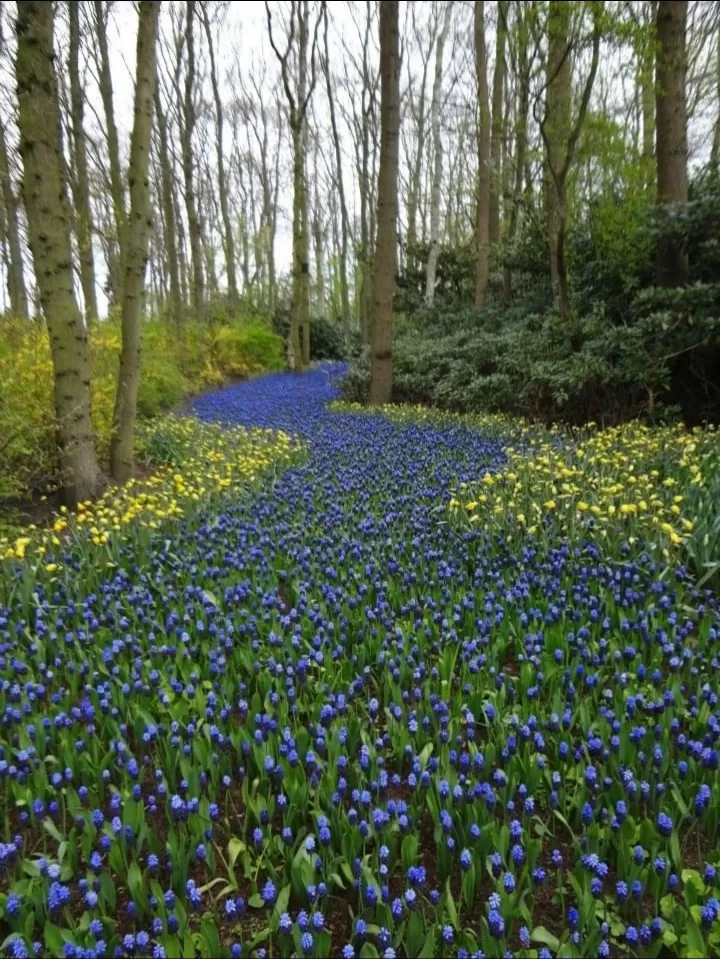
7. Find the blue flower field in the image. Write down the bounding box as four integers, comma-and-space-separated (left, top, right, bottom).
1, 367, 719, 959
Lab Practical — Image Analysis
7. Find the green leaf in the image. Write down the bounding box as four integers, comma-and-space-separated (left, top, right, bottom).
359, 946, 380, 959
445, 877, 458, 929
43, 818, 63, 843
248, 893, 264, 909
670, 830, 682, 871
200, 915, 220, 957
685, 918, 705, 957
274, 883, 291, 918
532, 926, 561, 951
406, 911, 424, 957
419, 931, 437, 958
44, 924, 64, 956
227, 838, 246, 872
660, 894, 676, 919
202, 590, 218, 606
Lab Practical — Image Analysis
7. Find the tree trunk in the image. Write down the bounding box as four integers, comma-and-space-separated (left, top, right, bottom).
641, 0, 657, 193
313, 203, 326, 318
545, 0, 571, 316
290, 123, 309, 369
323, 6, 351, 345
269, 128, 280, 313
359, 118, 371, 344
405, 16, 433, 274
0, 119, 28, 318
474, 0, 491, 308
202, 3, 238, 307
16, 0, 103, 504
425, 1, 454, 306
503, 1, 529, 302
543, 2, 601, 319
369, 0, 399, 406
489, 0, 508, 244
183, 0, 205, 319
94, 0, 126, 304
110, 0, 160, 483
69, 1, 98, 326
712, 15, 720, 172
154, 87, 182, 324
655, 0, 688, 287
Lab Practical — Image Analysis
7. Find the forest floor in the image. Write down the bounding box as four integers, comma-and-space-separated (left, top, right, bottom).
0, 366, 718, 958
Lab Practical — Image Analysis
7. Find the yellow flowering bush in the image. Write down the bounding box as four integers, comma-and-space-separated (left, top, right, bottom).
0, 315, 285, 506
1, 415, 301, 566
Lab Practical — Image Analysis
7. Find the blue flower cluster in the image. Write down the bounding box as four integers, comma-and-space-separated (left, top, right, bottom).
1, 366, 719, 958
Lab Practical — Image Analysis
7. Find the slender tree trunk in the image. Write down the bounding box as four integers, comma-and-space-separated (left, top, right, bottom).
183, 0, 205, 319
94, 0, 126, 304
641, 0, 657, 193
202, 3, 238, 307
369, 0, 399, 406
474, 0, 491, 308
406, 44, 432, 273
359, 121, 371, 344
16, 0, 103, 504
312, 192, 326, 317
545, 0, 571, 316
269, 131, 280, 314
110, 0, 160, 482
425, 1, 454, 306
0, 12, 28, 317
655, 0, 688, 287
0, 120, 28, 318
489, 0, 508, 244
69, 1, 98, 325
290, 122, 309, 368
503, 1, 529, 302
323, 7, 351, 345
712, 17, 720, 173
154, 87, 182, 324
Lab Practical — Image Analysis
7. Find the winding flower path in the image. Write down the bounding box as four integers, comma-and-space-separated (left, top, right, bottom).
1, 366, 718, 959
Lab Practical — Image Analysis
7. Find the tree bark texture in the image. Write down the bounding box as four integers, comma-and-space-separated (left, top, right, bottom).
655, 0, 689, 287
369, 0, 399, 406
110, 0, 160, 483
0, 119, 28, 318
474, 0, 491, 308
69, 1, 99, 325
425, 1, 454, 306
16, 0, 103, 504
183, 0, 205, 319
489, 0, 508, 244
94, 0, 126, 303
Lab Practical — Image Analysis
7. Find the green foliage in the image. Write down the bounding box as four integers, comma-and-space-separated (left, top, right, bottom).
272, 310, 350, 361
346, 172, 720, 427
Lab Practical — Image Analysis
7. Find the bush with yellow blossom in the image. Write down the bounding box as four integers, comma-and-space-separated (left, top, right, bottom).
0, 314, 285, 509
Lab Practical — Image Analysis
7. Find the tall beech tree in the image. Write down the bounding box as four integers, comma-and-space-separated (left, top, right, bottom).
369, 0, 399, 405
474, 0, 491, 308
182, 0, 205, 320
110, 0, 160, 483
16, 0, 103, 503
68, 1, 98, 325
540, 0, 602, 320
425, 0, 454, 306
655, 0, 689, 287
